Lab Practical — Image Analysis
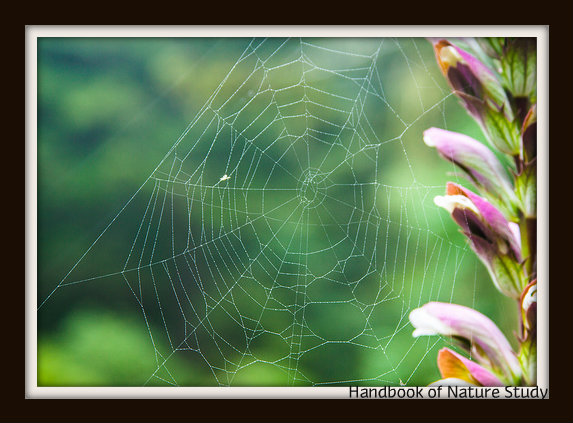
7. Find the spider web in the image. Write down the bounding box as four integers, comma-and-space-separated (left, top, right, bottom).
39, 37, 480, 387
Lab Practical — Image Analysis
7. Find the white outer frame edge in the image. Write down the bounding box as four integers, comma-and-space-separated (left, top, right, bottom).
25, 25, 549, 399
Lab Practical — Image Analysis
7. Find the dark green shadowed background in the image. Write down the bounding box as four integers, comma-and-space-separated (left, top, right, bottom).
37, 37, 517, 387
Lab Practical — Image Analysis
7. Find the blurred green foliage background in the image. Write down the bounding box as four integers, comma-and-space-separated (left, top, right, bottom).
37, 37, 517, 387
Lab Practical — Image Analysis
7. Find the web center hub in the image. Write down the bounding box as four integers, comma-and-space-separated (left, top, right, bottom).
297, 168, 328, 209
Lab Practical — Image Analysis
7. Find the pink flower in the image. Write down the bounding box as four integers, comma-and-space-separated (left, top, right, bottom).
519, 280, 537, 341
434, 182, 525, 298
518, 280, 537, 385
433, 348, 504, 386
430, 39, 520, 155
423, 127, 517, 213
409, 302, 521, 384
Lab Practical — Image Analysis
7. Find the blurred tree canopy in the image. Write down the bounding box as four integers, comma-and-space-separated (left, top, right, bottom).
37, 37, 517, 387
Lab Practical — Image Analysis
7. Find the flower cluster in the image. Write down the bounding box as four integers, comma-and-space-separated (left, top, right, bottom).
409, 38, 537, 386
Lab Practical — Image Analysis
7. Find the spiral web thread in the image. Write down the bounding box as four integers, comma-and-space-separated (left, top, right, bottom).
41, 37, 475, 387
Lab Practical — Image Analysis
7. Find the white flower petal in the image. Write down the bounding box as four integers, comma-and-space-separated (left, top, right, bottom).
409, 307, 451, 337
434, 194, 479, 215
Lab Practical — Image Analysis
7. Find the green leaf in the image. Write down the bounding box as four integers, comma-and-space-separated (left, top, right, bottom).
482, 107, 521, 155
479, 37, 506, 59
500, 38, 537, 102
490, 253, 526, 298
515, 165, 537, 218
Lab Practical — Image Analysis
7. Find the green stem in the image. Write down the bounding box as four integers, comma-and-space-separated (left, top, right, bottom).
518, 218, 530, 284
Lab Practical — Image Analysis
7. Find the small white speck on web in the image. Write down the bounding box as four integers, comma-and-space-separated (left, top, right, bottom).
219, 174, 230, 182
